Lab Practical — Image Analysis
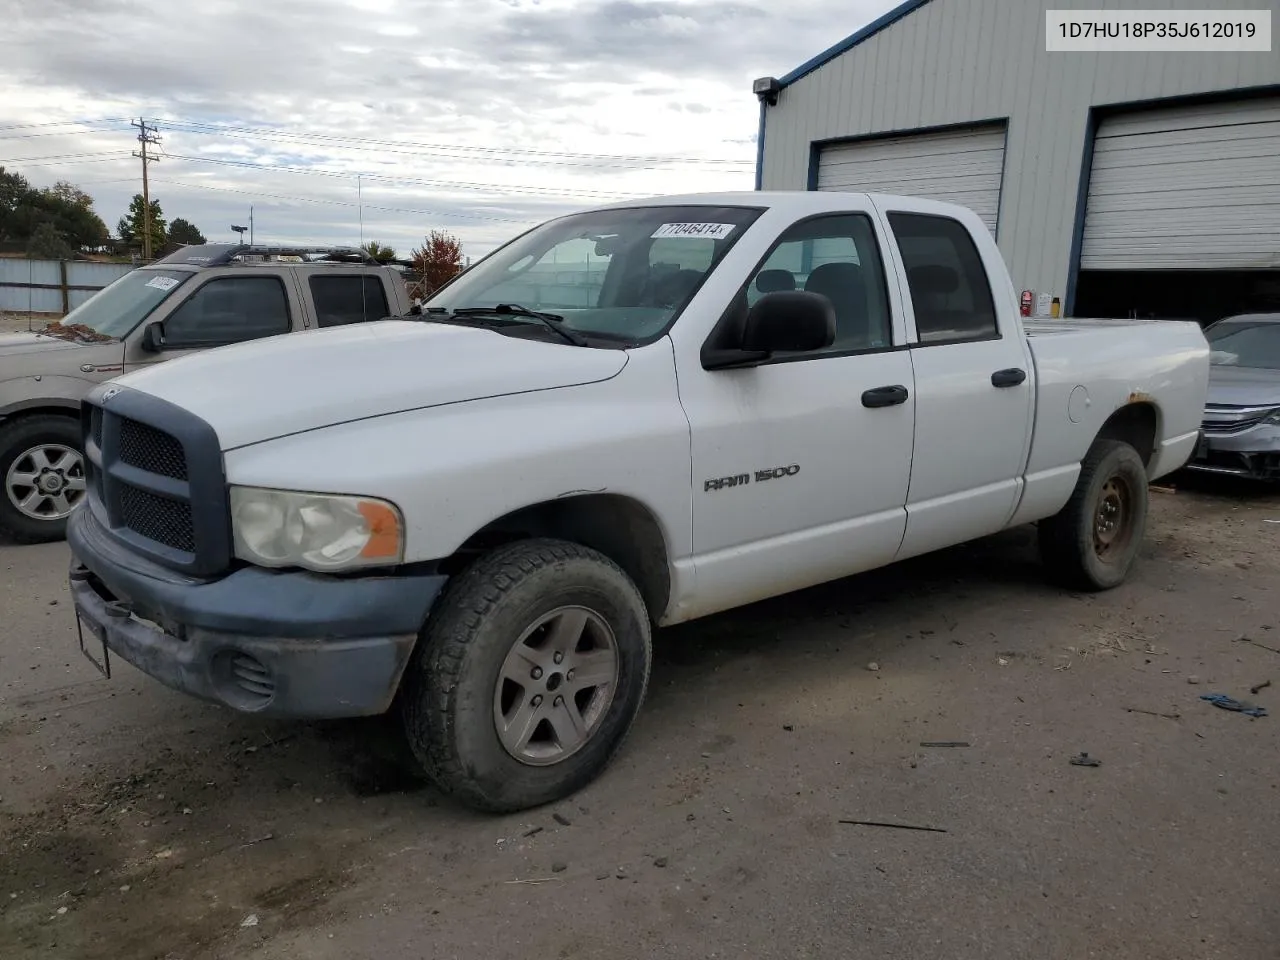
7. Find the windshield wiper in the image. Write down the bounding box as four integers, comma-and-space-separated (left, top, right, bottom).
450, 304, 589, 347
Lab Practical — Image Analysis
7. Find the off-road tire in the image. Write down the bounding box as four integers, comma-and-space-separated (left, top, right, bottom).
1039, 439, 1149, 591
0, 414, 84, 544
400, 538, 652, 813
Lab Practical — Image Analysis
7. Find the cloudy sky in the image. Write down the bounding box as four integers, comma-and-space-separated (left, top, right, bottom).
1, 0, 897, 259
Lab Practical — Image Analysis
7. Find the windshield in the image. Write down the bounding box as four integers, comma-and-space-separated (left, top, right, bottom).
52, 268, 194, 339
1206, 320, 1280, 370
425, 205, 764, 343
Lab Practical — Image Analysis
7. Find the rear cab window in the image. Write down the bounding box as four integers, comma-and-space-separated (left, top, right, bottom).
308, 274, 392, 327
887, 213, 999, 345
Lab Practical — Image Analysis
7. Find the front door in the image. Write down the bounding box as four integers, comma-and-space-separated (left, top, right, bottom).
123, 273, 299, 373
673, 208, 917, 620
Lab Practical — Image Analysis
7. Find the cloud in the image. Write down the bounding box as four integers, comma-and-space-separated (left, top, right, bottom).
0, 0, 895, 256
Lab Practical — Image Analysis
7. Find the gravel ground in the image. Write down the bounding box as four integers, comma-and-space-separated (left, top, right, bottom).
1, 477, 1277, 960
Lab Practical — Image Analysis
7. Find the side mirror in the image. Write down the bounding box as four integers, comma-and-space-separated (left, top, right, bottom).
741, 291, 836, 353
139, 321, 166, 353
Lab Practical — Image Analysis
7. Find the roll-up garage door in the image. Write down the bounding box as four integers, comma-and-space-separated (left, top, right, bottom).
1081, 97, 1280, 270
815, 123, 1007, 237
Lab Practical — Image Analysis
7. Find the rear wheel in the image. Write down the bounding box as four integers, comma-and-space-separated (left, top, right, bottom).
1039, 439, 1149, 591
400, 538, 652, 813
0, 415, 86, 544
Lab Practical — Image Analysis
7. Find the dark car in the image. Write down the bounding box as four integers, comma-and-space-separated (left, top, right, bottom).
1186, 313, 1280, 481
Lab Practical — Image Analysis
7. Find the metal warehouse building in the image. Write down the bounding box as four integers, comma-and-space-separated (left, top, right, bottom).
754, 0, 1280, 323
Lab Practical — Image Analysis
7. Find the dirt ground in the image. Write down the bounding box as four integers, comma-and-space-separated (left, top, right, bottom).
1, 476, 1277, 960
0, 313, 58, 335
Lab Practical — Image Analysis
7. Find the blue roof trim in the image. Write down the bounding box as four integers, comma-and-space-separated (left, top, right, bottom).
778, 0, 936, 88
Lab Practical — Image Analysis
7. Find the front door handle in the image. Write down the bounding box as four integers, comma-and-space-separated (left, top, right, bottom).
862, 384, 909, 408
991, 368, 1027, 388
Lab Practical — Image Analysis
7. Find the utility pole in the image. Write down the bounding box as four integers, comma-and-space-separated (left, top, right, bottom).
249, 205, 254, 246
131, 118, 161, 259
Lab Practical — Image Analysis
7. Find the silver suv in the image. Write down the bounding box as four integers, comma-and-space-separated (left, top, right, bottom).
0, 244, 412, 542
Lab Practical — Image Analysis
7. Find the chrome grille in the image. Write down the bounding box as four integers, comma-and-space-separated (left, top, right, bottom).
1201, 406, 1275, 435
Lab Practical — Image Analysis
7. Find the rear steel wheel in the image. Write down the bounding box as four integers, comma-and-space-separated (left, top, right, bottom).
1039, 438, 1149, 592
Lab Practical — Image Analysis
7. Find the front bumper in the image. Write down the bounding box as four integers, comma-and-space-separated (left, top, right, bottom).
66, 506, 449, 718
1184, 424, 1280, 480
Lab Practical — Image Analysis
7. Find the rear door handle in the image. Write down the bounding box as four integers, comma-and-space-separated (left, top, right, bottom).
991, 368, 1027, 388
861, 385, 909, 408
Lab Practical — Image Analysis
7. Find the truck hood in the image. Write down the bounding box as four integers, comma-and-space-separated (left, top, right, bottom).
0, 331, 89, 357
114, 319, 630, 450
1206, 364, 1280, 408
0, 332, 122, 378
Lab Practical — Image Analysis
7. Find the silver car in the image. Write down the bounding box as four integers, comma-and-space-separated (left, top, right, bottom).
1186, 313, 1280, 481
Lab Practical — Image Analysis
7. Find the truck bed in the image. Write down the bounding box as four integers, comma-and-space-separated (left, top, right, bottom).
1011, 315, 1209, 528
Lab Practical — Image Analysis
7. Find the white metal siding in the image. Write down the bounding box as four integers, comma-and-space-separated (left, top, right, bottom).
760, 0, 1280, 306
816, 124, 1006, 236
1081, 97, 1280, 270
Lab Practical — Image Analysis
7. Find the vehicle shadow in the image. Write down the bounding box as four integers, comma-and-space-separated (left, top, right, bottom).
167, 525, 1052, 807
653, 524, 1045, 672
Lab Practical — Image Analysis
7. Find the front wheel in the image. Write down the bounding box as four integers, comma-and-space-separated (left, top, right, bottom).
0, 415, 87, 544
1039, 439, 1149, 591
400, 538, 652, 813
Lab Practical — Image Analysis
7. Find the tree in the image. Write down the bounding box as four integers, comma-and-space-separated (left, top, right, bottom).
0, 169, 108, 252
26, 221, 74, 260
410, 230, 464, 296
0, 167, 40, 244
168, 218, 206, 246
116, 193, 167, 257
361, 240, 397, 263
45, 180, 94, 209
36, 184, 108, 249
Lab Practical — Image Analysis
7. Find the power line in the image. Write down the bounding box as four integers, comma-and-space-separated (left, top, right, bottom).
0, 118, 131, 133
155, 119, 752, 171
0, 151, 132, 164
152, 116, 754, 166
148, 177, 541, 225
159, 151, 648, 199
0, 128, 131, 142
159, 124, 671, 171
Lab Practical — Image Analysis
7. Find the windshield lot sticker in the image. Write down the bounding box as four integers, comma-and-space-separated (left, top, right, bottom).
145, 276, 181, 291
651, 222, 737, 240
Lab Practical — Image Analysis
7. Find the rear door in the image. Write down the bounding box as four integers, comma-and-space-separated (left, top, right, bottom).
306, 273, 393, 328
875, 202, 1035, 560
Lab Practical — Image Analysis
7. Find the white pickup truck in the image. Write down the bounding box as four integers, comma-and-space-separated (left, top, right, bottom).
66, 191, 1209, 813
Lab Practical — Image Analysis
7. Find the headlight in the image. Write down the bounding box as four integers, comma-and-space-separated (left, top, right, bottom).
230, 486, 404, 572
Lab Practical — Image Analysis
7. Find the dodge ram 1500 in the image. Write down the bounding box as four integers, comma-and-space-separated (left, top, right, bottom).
65, 191, 1210, 812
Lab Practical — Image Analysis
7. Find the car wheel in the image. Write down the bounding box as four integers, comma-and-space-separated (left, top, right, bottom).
1039, 439, 1149, 591
400, 538, 652, 813
0, 415, 86, 544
